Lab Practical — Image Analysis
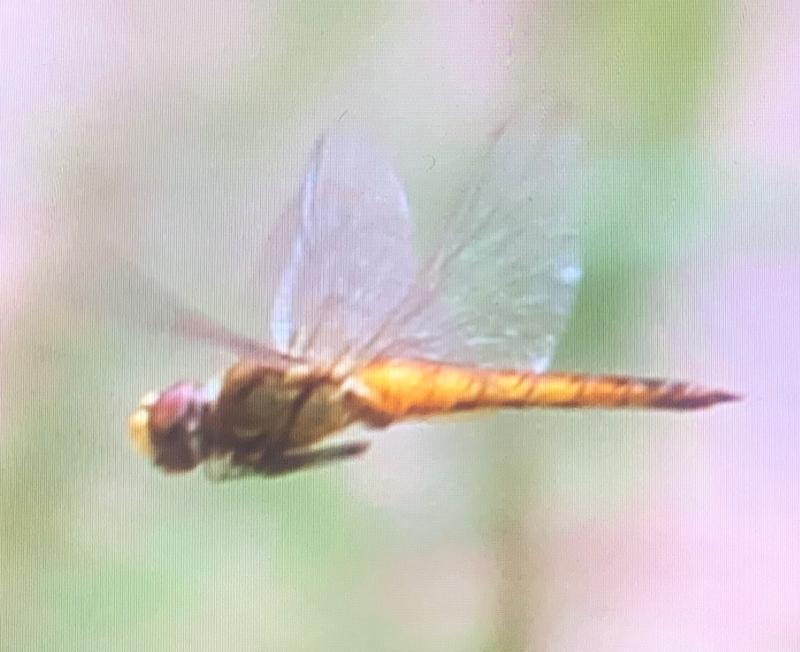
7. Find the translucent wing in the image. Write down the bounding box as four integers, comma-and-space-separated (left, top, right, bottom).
361, 104, 587, 371
267, 133, 416, 364
81, 257, 294, 367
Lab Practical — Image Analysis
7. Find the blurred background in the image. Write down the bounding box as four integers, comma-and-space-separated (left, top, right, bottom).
1, 2, 798, 650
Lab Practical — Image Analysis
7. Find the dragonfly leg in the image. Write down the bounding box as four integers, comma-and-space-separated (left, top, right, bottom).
254, 440, 370, 477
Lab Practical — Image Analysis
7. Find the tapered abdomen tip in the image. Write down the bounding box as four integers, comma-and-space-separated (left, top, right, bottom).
652, 385, 742, 410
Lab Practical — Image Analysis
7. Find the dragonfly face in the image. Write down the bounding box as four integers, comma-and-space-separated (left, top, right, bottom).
126, 106, 737, 479
128, 382, 211, 473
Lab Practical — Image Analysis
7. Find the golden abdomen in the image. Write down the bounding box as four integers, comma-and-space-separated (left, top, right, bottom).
353, 358, 738, 421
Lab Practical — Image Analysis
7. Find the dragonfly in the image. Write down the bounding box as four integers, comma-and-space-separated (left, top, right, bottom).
127, 110, 738, 479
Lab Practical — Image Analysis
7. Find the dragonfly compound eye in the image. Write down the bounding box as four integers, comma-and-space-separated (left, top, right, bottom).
128, 382, 203, 473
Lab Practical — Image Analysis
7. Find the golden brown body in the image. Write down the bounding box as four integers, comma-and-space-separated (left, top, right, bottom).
354, 358, 740, 420
217, 357, 740, 447
129, 356, 738, 477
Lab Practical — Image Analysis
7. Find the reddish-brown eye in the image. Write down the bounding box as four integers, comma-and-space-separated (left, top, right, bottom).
149, 383, 195, 434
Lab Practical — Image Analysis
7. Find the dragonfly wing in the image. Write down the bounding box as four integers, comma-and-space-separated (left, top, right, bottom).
92, 258, 294, 366
268, 133, 417, 363
370, 104, 587, 370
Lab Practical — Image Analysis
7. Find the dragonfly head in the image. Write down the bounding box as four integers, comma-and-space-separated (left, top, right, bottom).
128, 382, 208, 473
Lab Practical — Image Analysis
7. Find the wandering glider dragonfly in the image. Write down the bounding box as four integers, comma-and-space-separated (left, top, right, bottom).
127, 110, 738, 479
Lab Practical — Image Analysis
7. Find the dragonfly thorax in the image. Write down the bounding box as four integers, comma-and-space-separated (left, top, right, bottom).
128, 380, 219, 473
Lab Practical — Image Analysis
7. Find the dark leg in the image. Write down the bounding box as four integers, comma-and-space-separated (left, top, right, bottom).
254, 440, 371, 477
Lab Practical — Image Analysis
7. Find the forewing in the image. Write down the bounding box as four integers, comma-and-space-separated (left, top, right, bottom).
268, 133, 417, 364
367, 105, 587, 371
88, 258, 293, 366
